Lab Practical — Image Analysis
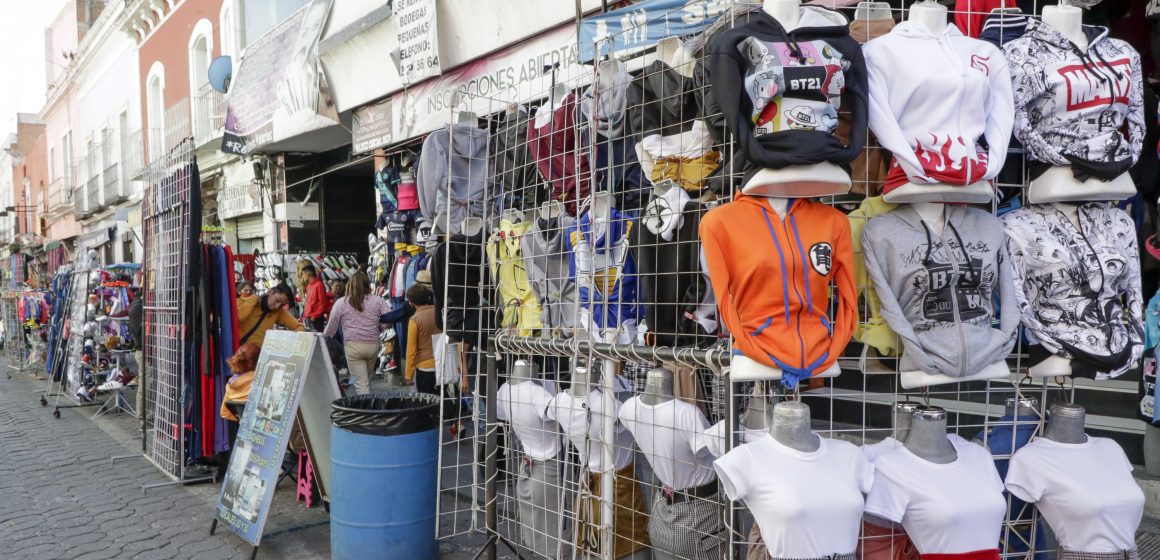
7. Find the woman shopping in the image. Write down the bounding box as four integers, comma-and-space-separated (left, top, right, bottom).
324, 272, 390, 395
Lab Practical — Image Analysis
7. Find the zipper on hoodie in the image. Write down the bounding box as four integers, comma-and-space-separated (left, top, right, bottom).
760, 203, 807, 372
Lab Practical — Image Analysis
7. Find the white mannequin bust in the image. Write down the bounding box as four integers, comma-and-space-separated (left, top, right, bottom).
896, 202, 1011, 389
884, 1, 993, 205
534, 83, 571, 128
1027, 4, 1134, 203
655, 36, 695, 78
745, 0, 852, 199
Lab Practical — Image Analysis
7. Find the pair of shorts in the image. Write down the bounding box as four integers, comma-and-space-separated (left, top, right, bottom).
1058, 549, 1140, 560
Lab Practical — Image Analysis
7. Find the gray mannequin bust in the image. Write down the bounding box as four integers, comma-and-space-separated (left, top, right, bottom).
569, 366, 591, 398
640, 367, 675, 405
892, 400, 920, 441
770, 401, 820, 453
1043, 402, 1087, 444
743, 385, 775, 430
511, 359, 535, 384
974, 396, 1040, 445
904, 406, 957, 464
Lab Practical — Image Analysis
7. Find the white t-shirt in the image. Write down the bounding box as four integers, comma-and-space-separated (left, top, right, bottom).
496, 380, 561, 461
700, 420, 765, 458
861, 436, 903, 463
865, 435, 1005, 555
1005, 436, 1144, 553
550, 389, 634, 472
618, 397, 716, 490
715, 434, 873, 558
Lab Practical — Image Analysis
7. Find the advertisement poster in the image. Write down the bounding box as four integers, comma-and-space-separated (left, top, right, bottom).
215, 331, 315, 546
578, 0, 735, 63
394, 0, 441, 84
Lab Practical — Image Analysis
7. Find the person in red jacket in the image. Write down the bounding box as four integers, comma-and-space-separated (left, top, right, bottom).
302, 265, 331, 331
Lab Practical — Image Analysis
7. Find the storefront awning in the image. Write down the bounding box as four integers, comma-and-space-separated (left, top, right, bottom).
221, 0, 346, 156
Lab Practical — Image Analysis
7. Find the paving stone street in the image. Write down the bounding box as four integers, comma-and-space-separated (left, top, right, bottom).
0, 367, 500, 560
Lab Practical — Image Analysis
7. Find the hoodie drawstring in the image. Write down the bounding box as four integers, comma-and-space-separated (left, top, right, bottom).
920, 219, 978, 286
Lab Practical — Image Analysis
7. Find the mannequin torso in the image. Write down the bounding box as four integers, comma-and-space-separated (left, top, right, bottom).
770, 400, 821, 452
904, 406, 957, 464
640, 367, 674, 406
892, 399, 920, 442
569, 366, 590, 398
744, 0, 852, 198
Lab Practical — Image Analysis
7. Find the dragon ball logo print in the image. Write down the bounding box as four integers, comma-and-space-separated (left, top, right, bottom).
739, 37, 848, 135
808, 242, 833, 276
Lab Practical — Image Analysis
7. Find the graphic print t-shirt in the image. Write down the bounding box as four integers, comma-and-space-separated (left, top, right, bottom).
739, 36, 848, 135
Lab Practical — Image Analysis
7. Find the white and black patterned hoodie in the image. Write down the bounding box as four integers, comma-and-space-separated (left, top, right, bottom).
1002, 19, 1144, 182
1001, 204, 1143, 380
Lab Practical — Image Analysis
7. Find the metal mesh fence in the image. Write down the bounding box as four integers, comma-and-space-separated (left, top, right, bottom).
140, 137, 198, 480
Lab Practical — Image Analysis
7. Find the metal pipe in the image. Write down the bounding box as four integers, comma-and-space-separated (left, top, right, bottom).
492, 334, 731, 369
484, 349, 498, 560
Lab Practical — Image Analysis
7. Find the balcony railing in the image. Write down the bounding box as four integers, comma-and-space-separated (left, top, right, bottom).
193, 83, 225, 148
47, 177, 71, 214
72, 186, 87, 217
103, 163, 125, 204
163, 97, 192, 158
124, 128, 145, 179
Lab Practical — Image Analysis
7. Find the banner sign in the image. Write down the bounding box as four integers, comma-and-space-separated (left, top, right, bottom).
214, 331, 340, 546
222, 0, 337, 155
351, 24, 580, 153
395, 0, 441, 84
578, 0, 738, 63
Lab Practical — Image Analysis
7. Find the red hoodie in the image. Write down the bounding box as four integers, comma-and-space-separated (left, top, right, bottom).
700, 195, 856, 386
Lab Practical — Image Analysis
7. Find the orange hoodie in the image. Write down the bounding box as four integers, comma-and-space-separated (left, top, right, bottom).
700, 194, 856, 387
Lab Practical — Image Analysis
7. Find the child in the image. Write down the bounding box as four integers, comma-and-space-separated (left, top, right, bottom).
221, 343, 261, 425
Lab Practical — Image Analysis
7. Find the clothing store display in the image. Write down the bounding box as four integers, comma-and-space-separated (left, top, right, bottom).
617, 396, 716, 491
491, 107, 546, 211
1003, 20, 1144, 182
637, 186, 716, 348
580, 60, 647, 210
701, 195, 856, 387
497, 380, 562, 461
397, 176, 419, 211
575, 464, 651, 559
379, 212, 412, 244
866, 435, 1006, 556
862, 205, 1018, 377
551, 386, 635, 472
527, 93, 592, 215
979, 13, 1029, 47
486, 219, 543, 335
1006, 437, 1145, 555
1001, 204, 1144, 379
715, 434, 872, 559
516, 457, 565, 558
568, 208, 643, 343
848, 196, 899, 356
863, 21, 1013, 191
416, 124, 489, 231
707, 7, 868, 183
521, 215, 579, 332
954, 0, 1015, 38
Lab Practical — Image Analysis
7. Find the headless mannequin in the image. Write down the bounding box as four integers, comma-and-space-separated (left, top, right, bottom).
743, 0, 852, 198
655, 36, 695, 78
897, 203, 1010, 388
460, 216, 484, 237
1028, 203, 1081, 377
456, 111, 478, 126
743, 385, 776, 431
534, 83, 571, 128
770, 400, 821, 452
570, 366, 590, 398
904, 405, 957, 464
537, 200, 564, 234
639, 367, 675, 406
1043, 402, 1088, 444
1026, 4, 1134, 203
511, 359, 535, 384
892, 399, 920, 442
883, 2, 992, 204
731, 196, 842, 382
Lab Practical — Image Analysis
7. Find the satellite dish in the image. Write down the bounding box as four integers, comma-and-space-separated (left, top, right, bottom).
208, 56, 232, 93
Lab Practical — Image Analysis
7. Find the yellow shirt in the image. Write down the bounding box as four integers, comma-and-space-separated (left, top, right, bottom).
236, 295, 306, 347
486, 219, 543, 335
220, 371, 255, 422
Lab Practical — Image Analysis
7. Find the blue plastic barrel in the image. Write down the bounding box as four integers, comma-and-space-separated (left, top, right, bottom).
330, 393, 440, 560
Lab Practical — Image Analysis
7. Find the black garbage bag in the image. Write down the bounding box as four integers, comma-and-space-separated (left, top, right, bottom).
331, 392, 440, 436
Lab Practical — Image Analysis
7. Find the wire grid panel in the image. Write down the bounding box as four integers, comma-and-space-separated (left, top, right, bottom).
140, 139, 196, 481
2, 296, 23, 371
425, 1, 1147, 559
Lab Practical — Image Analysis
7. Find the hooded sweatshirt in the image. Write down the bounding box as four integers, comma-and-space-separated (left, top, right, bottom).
491, 107, 547, 211
847, 196, 899, 356
862, 205, 1019, 377
431, 232, 493, 346
522, 214, 578, 332
580, 61, 646, 210
528, 92, 592, 216
706, 6, 869, 184
416, 125, 489, 232
1002, 19, 1144, 182
700, 195, 857, 388
486, 219, 543, 336
568, 208, 643, 344
863, 21, 1014, 192
1001, 203, 1143, 380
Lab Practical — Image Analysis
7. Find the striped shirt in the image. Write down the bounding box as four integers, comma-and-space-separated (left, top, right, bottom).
324, 295, 391, 343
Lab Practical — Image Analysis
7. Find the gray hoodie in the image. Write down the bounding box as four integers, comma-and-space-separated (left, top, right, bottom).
416, 124, 489, 233
862, 205, 1018, 377
521, 215, 578, 332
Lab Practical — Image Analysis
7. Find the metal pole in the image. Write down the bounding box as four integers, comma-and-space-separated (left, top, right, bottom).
484, 350, 498, 560
599, 358, 617, 560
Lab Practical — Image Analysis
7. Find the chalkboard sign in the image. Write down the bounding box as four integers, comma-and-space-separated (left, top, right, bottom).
214, 331, 341, 546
